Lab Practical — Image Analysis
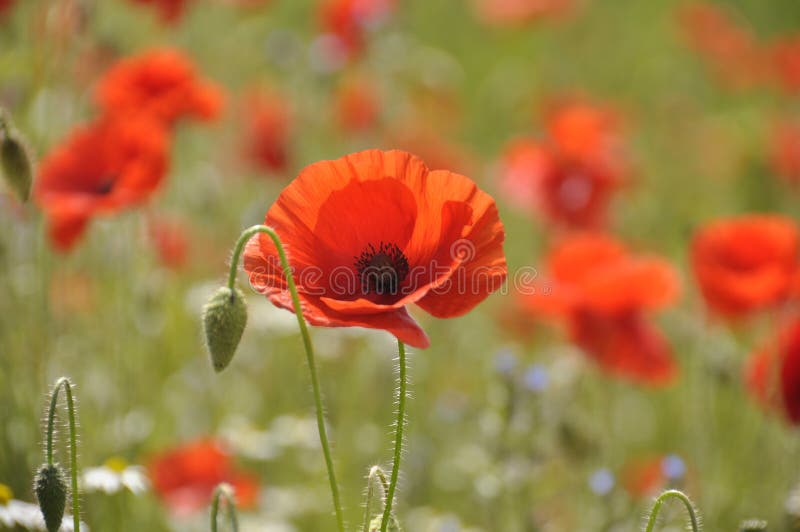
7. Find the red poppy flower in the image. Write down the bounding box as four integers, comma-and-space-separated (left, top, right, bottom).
335, 75, 380, 132
472, 0, 572, 27
95, 48, 223, 127
691, 215, 799, 318
746, 318, 800, 424
0, 0, 14, 18
769, 120, 800, 184
498, 139, 622, 229
520, 233, 678, 385
769, 36, 800, 94
243, 149, 507, 348
678, 2, 764, 88
319, 0, 395, 60
127, 0, 190, 24
149, 439, 258, 516
242, 90, 292, 174
149, 215, 189, 270
34, 117, 169, 252
544, 101, 624, 167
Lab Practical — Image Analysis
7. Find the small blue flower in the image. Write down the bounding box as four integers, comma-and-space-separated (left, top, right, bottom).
522, 364, 549, 392
661, 454, 686, 480
589, 468, 615, 496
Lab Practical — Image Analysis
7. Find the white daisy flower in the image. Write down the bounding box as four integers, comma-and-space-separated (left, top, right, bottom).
0, 482, 88, 531
82, 457, 149, 495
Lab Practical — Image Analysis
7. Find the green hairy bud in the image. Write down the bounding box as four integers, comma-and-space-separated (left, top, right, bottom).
203, 286, 248, 372
34, 463, 67, 532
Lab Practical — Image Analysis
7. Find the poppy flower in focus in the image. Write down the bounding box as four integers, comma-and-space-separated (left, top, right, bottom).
769, 120, 800, 184
127, 0, 190, 24
678, 2, 764, 88
520, 233, 679, 385
335, 75, 380, 132
318, 0, 396, 61
498, 101, 626, 229
149, 215, 190, 270
242, 90, 292, 174
149, 439, 258, 516
691, 215, 799, 318
96, 48, 223, 127
244, 149, 507, 348
746, 318, 800, 424
473, 0, 573, 27
34, 117, 169, 252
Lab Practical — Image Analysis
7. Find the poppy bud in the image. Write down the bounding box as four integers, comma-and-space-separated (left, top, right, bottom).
740, 520, 768, 532
34, 463, 67, 532
1, 129, 33, 202
203, 286, 248, 372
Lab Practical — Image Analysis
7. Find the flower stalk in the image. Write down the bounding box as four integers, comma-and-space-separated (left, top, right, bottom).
43, 377, 81, 532
644, 489, 701, 532
380, 340, 407, 532
227, 224, 344, 532
210, 483, 239, 532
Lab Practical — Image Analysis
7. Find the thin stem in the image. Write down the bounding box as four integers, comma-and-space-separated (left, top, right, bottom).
362, 466, 389, 532
210, 483, 239, 532
228, 225, 344, 532
644, 490, 701, 532
381, 340, 407, 532
45, 377, 80, 532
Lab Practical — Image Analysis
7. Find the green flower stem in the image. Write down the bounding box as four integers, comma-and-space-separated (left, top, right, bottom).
644, 490, 701, 532
362, 466, 390, 532
210, 483, 239, 532
228, 225, 344, 532
381, 340, 407, 532
45, 377, 80, 532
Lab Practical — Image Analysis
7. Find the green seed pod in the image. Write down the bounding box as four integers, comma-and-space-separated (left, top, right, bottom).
740, 519, 768, 532
1, 133, 32, 202
203, 286, 248, 372
34, 463, 67, 532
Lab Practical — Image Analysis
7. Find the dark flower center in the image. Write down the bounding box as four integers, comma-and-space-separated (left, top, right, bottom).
94, 175, 117, 195
355, 242, 409, 295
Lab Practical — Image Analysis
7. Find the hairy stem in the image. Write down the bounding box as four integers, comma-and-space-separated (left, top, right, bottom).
644, 489, 701, 532
228, 225, 344, 532
46, 377, 80, 532
381, 340, 407, 531
210, 483, 239, 532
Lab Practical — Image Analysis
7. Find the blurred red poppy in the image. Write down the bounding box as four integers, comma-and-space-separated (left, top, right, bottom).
473, 0, 572, 27
242, 89, 292, 174
691, 215, 799, 318
319, 0, 395, 61
521, 233, 679, 385
149, 215, 190, 270
335, 75, 380, 132
678, 2, 764, 88
243, 149, 507, 348
96, 48, 223, 127
34, 117, 169, 252
498, 101, 626, 230
128, 0, 190, 24
149, 439, 258, 516
769, 120, 800, 184
769, 36, 800, 94
746, 318, 800, 424
0, 0, 14, 18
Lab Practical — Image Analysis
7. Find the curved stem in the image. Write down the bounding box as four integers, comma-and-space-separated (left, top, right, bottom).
362, 466, 389, 532
210, 483, 239, 532
228, 225, 344, 532
46, 377, 80, 532
381, 340, 407, 532
644, 490, 700, 532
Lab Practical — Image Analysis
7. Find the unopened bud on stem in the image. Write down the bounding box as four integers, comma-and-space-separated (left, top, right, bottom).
203, 287, 248, 372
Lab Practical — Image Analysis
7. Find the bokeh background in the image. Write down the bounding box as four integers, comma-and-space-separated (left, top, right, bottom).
3, 0, 800, 530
